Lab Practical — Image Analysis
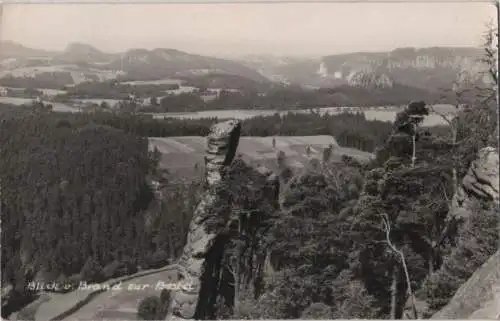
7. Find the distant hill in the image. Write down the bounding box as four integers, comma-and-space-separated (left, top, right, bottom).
0, 41, 490, 98
317, 83, 441, 107
54, 42, 117, 64
0, 41, 56, 59
234, 55, 318, 85
0, 41, 271, 86
178, 73, 280, 91
236, 47, 488, 91
106, 47, 270, 83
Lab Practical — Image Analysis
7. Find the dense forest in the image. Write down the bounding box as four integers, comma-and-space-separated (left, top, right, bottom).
1, 88, 497, 319
124, 84, 442, 112
0, 107, 203, 317
0, 73, 75, 90
53, 81, 181, 101
0, 105, 396, 152
0, 105, 394, 318
212, 98, 498, 319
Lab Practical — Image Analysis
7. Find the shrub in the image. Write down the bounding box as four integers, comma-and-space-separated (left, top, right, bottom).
67, 274, 82, 291
418, 201, 499, 315
101, 260, 123, 280
157, 289, 172, 319
80, 257, 104, 283
300, 302, 333, 319
137, 296, 161, 320
148, 250, 169, 269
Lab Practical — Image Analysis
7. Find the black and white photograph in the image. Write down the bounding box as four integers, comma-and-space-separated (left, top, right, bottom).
0, 1, 499, 320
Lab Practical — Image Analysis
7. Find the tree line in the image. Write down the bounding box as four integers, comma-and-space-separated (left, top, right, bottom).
135, 84, 442, 113
34, 108, 394, 153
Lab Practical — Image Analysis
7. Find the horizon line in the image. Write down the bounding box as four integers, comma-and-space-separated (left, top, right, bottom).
0, 39, 485, 58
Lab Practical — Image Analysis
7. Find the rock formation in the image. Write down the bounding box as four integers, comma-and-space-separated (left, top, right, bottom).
167, 120, 242, 320
450, 146, 499, 221
432, 250, 500, 319
430, 147, 500, 319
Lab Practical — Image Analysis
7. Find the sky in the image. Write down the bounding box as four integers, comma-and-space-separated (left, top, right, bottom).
0, 1, 496, 57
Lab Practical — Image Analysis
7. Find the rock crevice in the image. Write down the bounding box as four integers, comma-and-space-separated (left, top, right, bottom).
432, 147, 500, 319
167, 120, 241, 320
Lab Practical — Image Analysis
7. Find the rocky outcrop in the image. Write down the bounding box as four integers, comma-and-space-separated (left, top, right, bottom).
430, 147, 499, 319
346, 71, 394, 89
167, 120, 242, 320
245, 47, 486, 90
432, 250, 500, 319
450, 147, 499, 221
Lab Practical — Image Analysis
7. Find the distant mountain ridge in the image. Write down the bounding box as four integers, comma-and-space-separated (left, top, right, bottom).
0, 41, 269, 84
107, 47, 268, 82
0, 40, 57, 59
236, 47, 488, 91
0, 41, 488, 92
55, 42, 116, 63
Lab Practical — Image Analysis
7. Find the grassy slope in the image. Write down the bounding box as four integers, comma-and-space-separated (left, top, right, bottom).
149, 135, 374, 172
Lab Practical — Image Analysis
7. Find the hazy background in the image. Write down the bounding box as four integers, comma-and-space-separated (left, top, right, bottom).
1, 2, 496, 57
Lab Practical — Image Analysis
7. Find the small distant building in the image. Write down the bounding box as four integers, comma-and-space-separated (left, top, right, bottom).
0, 87, 7, 97
200, 94, 218, 102
150, 180, 163, 199
200, 90, 218, 102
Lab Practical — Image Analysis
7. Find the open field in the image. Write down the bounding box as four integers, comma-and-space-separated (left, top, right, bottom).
75, 98, 121, 106
0, 97, 80, 112
0, 65, 122, 84
120, 79, 183, 86
149, 135, 374, 177
1, 87, 68, 97
164, 85, 198, 95
0, 65, 77, 78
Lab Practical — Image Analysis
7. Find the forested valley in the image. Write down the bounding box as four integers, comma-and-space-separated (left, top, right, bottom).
1, 36, 499, 320
0, 106, 396, 318
1, 88, 498, 320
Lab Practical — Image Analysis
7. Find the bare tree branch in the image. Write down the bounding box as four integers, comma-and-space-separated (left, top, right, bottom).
380, 214, 418, 319
429, 105, 455, 127
441, 182, 450, 204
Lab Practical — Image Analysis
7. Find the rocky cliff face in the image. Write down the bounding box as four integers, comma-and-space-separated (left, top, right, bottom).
450, 147, 499, 222
166, 121, 281, 320
431, 147, 499, 319
346, 71, 394, 89
432, 250, 500, 319
245, 47, 487, 91
167, 120, 242, 320
320, 47, 487, 90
